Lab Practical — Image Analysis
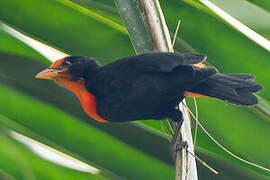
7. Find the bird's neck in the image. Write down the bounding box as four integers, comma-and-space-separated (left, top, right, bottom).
54, 78, 107, 122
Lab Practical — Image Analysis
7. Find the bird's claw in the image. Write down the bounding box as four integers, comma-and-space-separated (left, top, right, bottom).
170, 141, 188, 162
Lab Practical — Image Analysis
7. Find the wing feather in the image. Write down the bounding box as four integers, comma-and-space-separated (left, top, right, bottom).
133, 53, 207, 72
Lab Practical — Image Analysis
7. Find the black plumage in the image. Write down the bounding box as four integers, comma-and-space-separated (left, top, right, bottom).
63, 53, 262, 123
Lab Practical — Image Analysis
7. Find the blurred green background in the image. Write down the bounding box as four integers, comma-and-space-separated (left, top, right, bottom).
0, 0, 269, 179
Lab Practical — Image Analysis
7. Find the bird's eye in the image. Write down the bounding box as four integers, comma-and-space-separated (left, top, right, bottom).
63, 61, 72, 66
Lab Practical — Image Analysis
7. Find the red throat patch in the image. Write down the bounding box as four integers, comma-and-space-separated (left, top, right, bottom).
54, 77, 107, 122
78, 86, 108, 123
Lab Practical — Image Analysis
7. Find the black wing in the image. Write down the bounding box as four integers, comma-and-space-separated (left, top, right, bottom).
133, 53, 207, 72
87, 52, 214, 98
105, 52, 207, 73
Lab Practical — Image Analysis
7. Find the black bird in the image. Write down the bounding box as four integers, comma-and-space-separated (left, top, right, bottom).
36, 52, 263, 124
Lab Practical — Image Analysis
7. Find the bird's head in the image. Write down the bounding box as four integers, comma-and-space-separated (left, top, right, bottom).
35, 56, 100, 90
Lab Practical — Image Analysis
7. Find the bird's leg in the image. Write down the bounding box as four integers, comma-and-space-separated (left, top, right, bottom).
170, 120, 182, 145
171, 141, 188, 153
170, 121, 184, 161
169, 108, 184, 161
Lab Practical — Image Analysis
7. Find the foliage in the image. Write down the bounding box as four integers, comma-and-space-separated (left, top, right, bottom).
0, 0, 269, 179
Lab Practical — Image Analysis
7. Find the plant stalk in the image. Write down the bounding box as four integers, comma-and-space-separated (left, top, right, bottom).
114, 0, 198, 179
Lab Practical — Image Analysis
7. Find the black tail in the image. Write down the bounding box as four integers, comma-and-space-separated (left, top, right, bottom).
189, 73, 263, 106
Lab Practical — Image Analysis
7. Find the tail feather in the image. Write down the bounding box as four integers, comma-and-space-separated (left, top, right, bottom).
216, 74, 262, 92
189, 73, 263, 106
226, 73, 255, 80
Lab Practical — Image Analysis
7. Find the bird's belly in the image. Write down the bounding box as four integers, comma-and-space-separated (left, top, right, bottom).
95, 92, 184, 122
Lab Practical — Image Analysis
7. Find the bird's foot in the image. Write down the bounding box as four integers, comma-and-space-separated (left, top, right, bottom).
170, 140, 188, 161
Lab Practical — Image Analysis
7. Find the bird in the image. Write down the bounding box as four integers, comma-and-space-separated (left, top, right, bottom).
35, 52, 263, 124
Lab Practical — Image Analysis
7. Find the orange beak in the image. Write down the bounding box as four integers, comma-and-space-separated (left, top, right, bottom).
35, 68, 64, 79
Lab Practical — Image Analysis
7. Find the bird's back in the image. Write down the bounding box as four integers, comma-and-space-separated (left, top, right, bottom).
84, 54, 216, 122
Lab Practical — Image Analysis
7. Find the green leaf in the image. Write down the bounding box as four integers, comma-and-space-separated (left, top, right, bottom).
0, 28, 47, 63
0, 131, 107, 180
246, 0, 270, 12
69, 0, 122, 24
0, 0, 133, 62
0, 169, 17, 180
186, 97, 270, 175
256, 96, 270, 121
209, 0, 270, 40
0, 0, 270, 178
0, 83, 174, 180
196, 147, 270, 180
